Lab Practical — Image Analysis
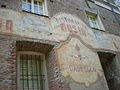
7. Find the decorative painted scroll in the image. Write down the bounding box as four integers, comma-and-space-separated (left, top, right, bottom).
51, 13, 97, 46
57, 38, 103, 87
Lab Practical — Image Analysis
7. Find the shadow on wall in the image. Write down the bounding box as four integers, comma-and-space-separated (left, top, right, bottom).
98, 52, 120, 90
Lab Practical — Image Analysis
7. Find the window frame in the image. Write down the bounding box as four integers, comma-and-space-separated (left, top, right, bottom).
85, 11, 105, 31
17, 51, 49, 90
22, 0, 48, 16
114, 0, 120, 10
87, 14, 100, 29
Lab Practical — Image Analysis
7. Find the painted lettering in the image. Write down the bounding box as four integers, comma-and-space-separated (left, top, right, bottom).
0, 18, 2, 29
67, 24, 73, 34
6, 20, 13, 32
69, 65, 97, 72
60, 23, 66, 31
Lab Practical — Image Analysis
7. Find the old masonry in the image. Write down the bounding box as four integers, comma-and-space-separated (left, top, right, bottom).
0, 0, 120, 90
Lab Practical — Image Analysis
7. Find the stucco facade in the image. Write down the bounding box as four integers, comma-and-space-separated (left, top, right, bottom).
0, 0, 120, 90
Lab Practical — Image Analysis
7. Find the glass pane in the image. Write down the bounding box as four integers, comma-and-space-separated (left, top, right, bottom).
33, 1, 43, 15
26, 3, 32, 11
34, 5, 39, 13
38, 6, 43, 14
87, 15, 99, 29
22, 2, 27, 10
22, 0, 31, 12
88, 17, 94, 28
28, 0, 31, 3
34, 1, 38, 5
38, 2, 43, 6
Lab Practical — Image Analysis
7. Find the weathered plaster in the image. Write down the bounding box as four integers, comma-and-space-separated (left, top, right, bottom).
0, 9, 120, 53
0, 8, 120, 89
51, 12, 97, 45
57, 37, 103, 87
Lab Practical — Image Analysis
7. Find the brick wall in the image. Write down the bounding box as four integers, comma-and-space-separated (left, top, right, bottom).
0, 0, 120, 36
96, 5, 120, 36
0, 0, 21, 11
47, 0, 120, 36
0, 37, 16, 90
46, 49, 71, 90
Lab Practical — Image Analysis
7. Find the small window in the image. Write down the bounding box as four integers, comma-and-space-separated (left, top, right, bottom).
17, 52, 48, 90
86, 12, 105, 30
115, 0, 120, 5
114, 0, 120, 10
22, 0, 48, 15
87, 14, 100, 29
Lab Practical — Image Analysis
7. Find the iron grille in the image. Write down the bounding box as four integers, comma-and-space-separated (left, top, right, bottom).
19, 54, 45, 90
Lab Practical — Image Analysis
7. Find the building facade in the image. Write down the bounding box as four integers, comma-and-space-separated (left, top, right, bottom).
0, 0, 120, 90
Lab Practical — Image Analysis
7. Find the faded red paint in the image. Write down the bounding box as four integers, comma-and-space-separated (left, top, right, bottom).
6, 57, 15, 61
67, 24, 77, 34
59, 23, 89, 36
75, 44, 80, 51
0, 19, 2, 29
6, 20, 13, 32
0, 55, 3, 58
60, 23, 66, 31
71, 25, 78, 34
59, 23, 78, 34
0, 18, 13, 32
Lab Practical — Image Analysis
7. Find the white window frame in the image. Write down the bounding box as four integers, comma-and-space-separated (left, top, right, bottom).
95, 1, 120, 14
86, 11, 105, 31
17, 51, 49, 90
115, 0, 120, 10
22, 0, 48, 16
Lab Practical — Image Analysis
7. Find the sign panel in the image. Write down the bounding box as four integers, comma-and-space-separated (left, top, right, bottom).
51, 13, 97, 46
57, 38, 103, 87
0, 9, 120, 52
0, 9, 52, 41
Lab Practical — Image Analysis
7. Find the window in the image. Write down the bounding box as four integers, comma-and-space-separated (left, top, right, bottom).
97, 52, 119, 90
115, 0, 120, 5
22, 0, 48, 15
86, 12, 105, 30
87, 14, 100, 29
17, 52, 48, 90
115, 0, 120, 10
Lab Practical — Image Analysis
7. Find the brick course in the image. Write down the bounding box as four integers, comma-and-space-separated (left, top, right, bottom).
0, 38, 16, 90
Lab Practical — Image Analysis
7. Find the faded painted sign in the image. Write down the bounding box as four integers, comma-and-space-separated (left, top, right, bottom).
0, 18, 13, 32
0, 9, 52, 41
109, 34, 120, 52
51, 13, 97, 45
51, 13, 120, 52
57, 38, 103, 87
0, 9, 120, 52
93, 31, 115, 50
